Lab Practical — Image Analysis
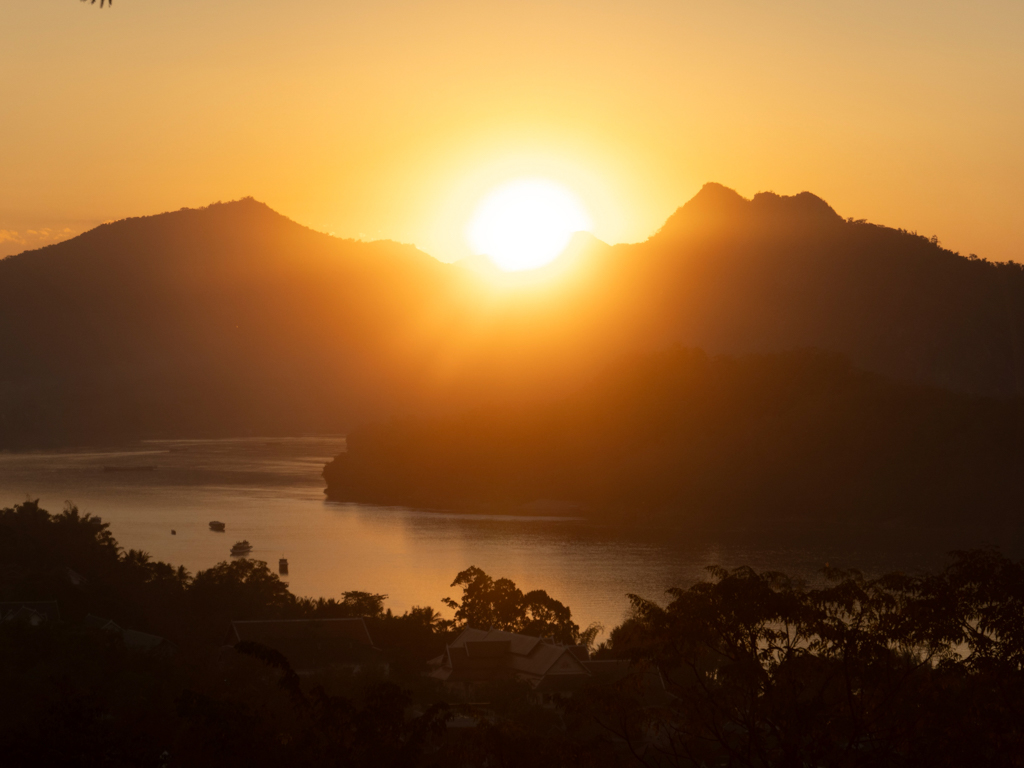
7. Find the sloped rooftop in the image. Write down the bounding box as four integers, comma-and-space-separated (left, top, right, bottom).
0, 601, 60, 623
434, 626, 593, 687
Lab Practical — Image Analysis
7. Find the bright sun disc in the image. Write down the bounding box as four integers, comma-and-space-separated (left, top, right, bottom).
466, 178, 592, 272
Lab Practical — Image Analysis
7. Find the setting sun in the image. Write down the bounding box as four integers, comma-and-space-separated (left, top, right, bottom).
466, 178, 592, 272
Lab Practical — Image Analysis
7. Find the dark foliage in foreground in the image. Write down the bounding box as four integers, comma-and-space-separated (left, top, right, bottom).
0, 499, 456, 650
594, 551, 1024, 766
325, 348, 1024, 523
443, 565, 602, 647
2, 499, 1023, 766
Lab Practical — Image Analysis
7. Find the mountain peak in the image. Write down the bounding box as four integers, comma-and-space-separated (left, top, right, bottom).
33, 197, 313, 262
129, 196, 292, 230
750, 190, 840, 221
688, 182, 749, 210
653, 183, 842, 242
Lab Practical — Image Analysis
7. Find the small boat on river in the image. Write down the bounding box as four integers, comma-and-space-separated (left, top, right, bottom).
230, 540, 253, 556
209, 521, 226, 532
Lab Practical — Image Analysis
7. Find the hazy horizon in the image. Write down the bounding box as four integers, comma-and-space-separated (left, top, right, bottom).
0, 180, 999, 268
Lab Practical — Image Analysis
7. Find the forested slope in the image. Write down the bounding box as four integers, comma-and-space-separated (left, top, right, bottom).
324, 348, 1024, 525
3, 185, 1022, 448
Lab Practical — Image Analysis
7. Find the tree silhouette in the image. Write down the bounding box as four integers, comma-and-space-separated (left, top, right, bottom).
442, 565, 590, 645
4, 498, 1024, 764
590, 552, 1024, 767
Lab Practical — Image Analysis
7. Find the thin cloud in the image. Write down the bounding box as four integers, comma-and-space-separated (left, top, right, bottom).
0, 226, 75, 257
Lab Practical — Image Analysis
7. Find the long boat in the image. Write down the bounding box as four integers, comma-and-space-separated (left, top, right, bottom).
230, 540, 253, 556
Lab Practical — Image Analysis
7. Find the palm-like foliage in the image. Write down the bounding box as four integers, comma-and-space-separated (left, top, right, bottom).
82, 0, 112, 7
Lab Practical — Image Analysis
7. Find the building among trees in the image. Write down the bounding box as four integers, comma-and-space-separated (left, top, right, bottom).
429, 626, 630, 703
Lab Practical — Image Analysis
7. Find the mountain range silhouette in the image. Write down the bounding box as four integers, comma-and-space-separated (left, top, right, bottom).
2, 185, 1022, 448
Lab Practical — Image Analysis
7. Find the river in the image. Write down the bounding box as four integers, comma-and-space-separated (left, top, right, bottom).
1, 436, 1016, 638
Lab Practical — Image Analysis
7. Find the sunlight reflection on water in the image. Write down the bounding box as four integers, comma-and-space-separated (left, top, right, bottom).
1, 437, 1016, 637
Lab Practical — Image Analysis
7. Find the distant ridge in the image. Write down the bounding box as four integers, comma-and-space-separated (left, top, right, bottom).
617, 184, 1024, 396
0, 198, 462, 447
4, 198, 299, 263
2, 185, 1023, 448
654, 183, 842, 241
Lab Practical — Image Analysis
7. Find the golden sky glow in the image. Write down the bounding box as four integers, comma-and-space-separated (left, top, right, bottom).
1, 1, 1022, 261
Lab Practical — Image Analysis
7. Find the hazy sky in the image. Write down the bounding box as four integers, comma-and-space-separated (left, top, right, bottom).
2, 0, 1021, 262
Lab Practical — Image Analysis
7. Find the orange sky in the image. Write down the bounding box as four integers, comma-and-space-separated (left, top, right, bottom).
1, 1, 1021, 262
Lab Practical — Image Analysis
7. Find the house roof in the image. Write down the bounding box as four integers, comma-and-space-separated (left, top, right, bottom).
80, 614, 176, 654
465, 639, 510, 658
450, 627, 543, 657
448, 627, 489, 646
2, 606, 47, 625
434, 627, 594, 687
533, 674, 594, 693
508, 641, 585, 678
531, 661, 631, 693
442, 645, 512, 683
0, 601, 60, 623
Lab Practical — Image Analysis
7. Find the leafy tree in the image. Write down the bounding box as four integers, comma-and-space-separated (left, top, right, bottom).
442, 566, 525, 630
592, 551, 1024, 767
406, 604, 444, 630
442, 565, 592, 645
189, 558, 294, 627
1, 500, 121, 577
339, 590, 388, 618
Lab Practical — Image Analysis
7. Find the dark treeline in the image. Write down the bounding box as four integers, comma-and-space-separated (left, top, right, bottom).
598, 549, 1024, 767
3, 500, 1023, 766
324, 347, 1024, 525
4, 184, 1024, 450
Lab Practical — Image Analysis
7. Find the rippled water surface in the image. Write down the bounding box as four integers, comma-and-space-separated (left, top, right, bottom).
1, 437, 1017, 636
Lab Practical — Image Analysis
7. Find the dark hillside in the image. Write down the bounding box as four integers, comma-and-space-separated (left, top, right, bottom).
0, 200, 635, 447
3, 186, 1024, 448
0, 200, 468, 446
324, 348, 1024, 526
610, 184, 1024, 395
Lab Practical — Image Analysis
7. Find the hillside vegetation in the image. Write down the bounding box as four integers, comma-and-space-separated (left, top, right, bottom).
3, 185, 1023, 448
324, 348, 1024, 525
